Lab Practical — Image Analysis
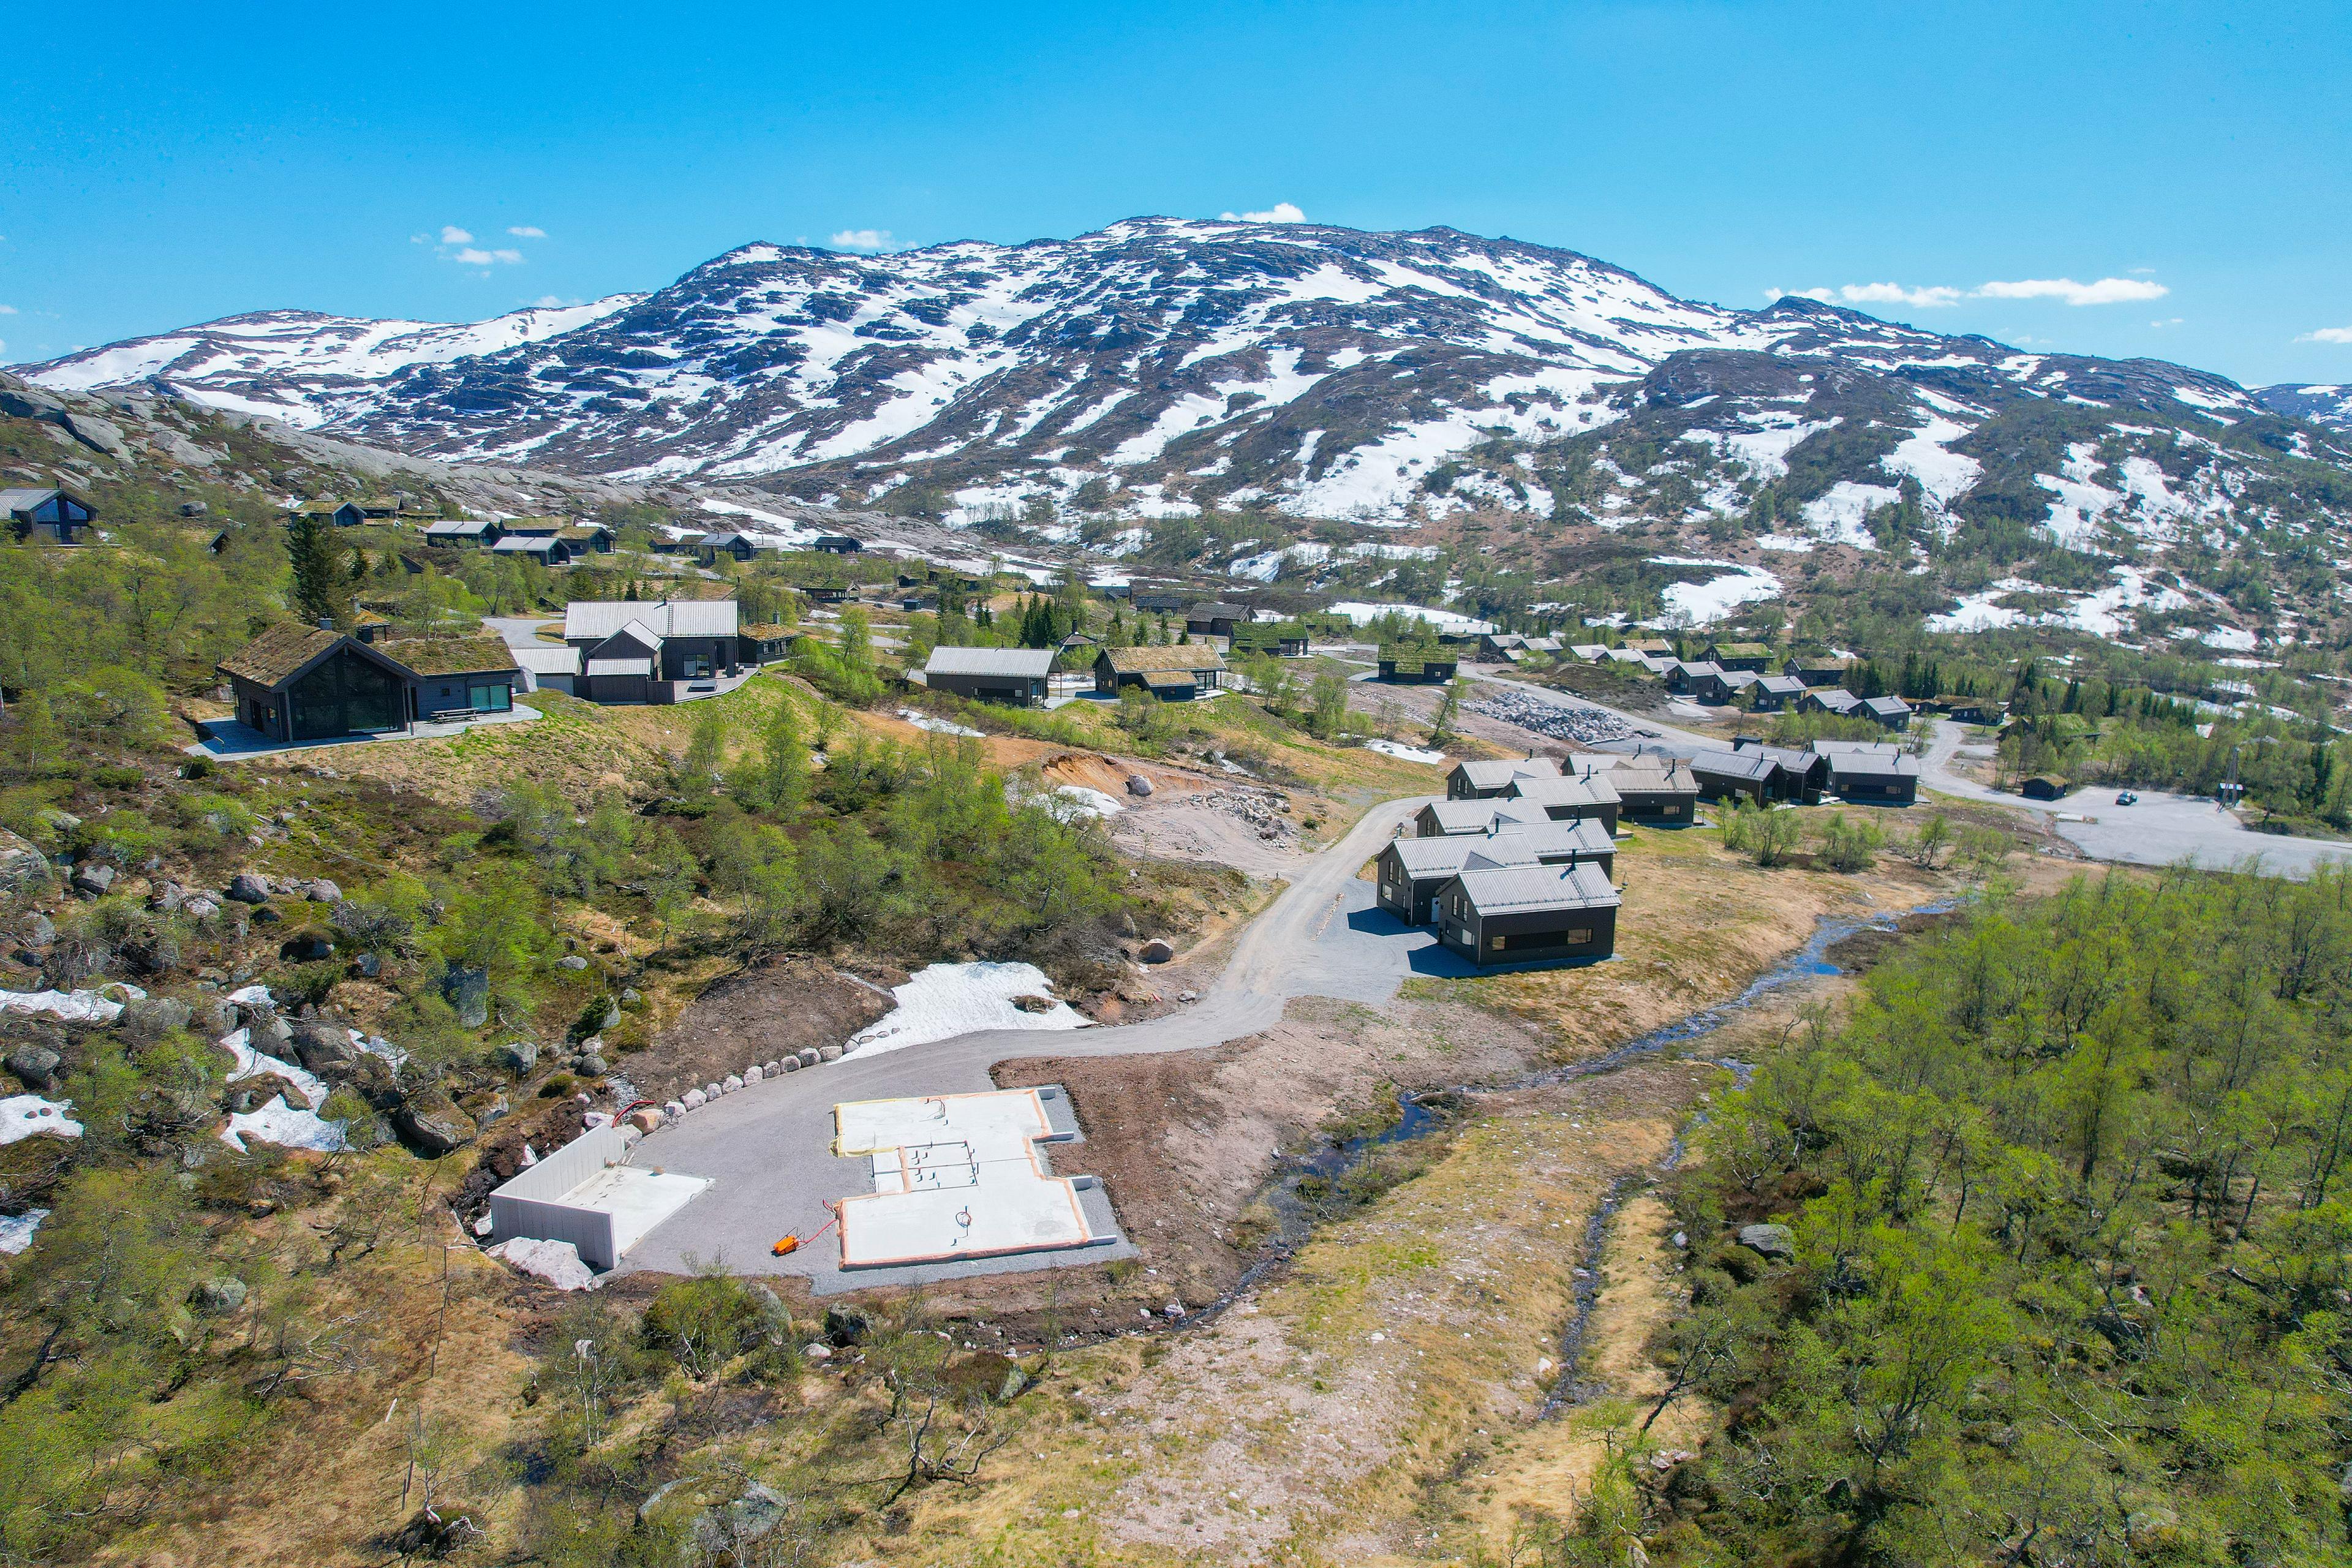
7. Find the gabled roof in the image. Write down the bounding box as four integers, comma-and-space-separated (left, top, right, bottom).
379, 635, 519, 678
0, 487, 62, 513
423, 517, 497, 535
492, 535, 565, 554
1714, 669, 1761, 688
1705, 641, 1774, 659
1100, 644, 1225, 674
1453, 861, 1620, 917
1501, 773, 1623, 807
218, 624, 344, 687
1569, 644, 1610, 660
1419, 799, 1550, 835
1826, 751, 1921, 780
1755, 675, 1808, 695
1672, 660, 1723, 679
1597, 758, 1701, 794
499, 515, 567, 533
1809, 739, 1902, 758
1861, 695, 1913, 717
1807, 688, 1863, 712
1728, 742, 1818, 772
1187, 600, 1251, 620
512, 646, 582, 676
926, 646, 1055, 678
564, 598, 739, 641
1689, 749, 1781, 784
1452, 756, 1562, 792
1625, 638, 1676, 654
1392, 818, 1610, 879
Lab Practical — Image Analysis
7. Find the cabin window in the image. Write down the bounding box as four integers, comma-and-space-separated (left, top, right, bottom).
469, 682, 511, 712
1490, 937, 1505, 952
1566, 928, 1592, 944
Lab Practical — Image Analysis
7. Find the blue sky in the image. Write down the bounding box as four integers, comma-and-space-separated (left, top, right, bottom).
4, 1, 2346, 386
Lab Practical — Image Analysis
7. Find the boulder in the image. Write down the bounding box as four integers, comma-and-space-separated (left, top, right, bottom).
744, 1064, 763, 1084
179, 499, 209, 518
188, 1276, 248, 1314
693, 1483, 788, 1558
349, 952, 382, 979
778, 1055, 799, 1072
796, 1049, 820, 1068
624, 1107, 663, 1134
150, 881, 187, 913
33, 807, 80, 839
442, 966, 490, 1029
1125, 774, 1153, 797
183, 897, 221, 922
120, 996, 195, 1038
1736, 1223, 1796, 1262
289, 1020, 361, 1076
817, 1046, 842, 1063
723, 1074, 743, 1093
62, 409, 128, 458
279, 930, 334, 963
72, 863, 116, 897
499, 1039, 540, 1073
823, 1303, 873, 1347
307, 878, 341, 903
250, 906, 281, 926
574, 1054, 607, 1077
705, 1082, 724, 1100
6, 1045, 62, 1093
1011, 994, 1055, 1014
683, 1088, 706, 1110
1138, 938, 1175, 963
16, 912, 55, 949
224, 872, 271, 904
391, 1090, 477, 1156
556, 954, 589, 971
663, 1099, 687, 1118
0, 830, 48, 895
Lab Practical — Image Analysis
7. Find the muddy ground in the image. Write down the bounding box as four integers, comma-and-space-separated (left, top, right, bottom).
627, 955, 897, 1104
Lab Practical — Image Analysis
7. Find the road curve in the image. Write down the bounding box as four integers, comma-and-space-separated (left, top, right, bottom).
625, 793, 1437, 1287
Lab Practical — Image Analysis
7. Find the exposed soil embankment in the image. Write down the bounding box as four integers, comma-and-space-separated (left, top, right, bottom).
628, 956, 895, 1103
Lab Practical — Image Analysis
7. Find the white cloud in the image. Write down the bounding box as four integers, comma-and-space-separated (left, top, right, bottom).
1836, 281, 1964, 308
530, 294, 581, 308
439, 225, 474, 245
2299, 326, 2352, 345
451, 247, 524, 266
829, 228, 892, 251
1219, 202, 1306, 224
1973, 276, 2168, 306
2150, 317, 2184, 328
0, 305, 15, 315
507, 225, 546, 238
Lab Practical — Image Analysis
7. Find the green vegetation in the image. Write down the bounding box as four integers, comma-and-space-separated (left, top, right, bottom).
1634, 873, 2352, 1567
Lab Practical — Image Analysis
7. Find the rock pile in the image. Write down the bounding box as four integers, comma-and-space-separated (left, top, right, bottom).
1204, 787, 1296, 843
1470, 690, 1637, 745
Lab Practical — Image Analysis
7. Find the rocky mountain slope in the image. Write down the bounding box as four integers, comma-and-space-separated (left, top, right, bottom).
24, 219, 2352, 643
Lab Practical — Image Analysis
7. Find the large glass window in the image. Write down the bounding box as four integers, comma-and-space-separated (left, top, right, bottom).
469, 682, 511, 712
287, 647, 402, 740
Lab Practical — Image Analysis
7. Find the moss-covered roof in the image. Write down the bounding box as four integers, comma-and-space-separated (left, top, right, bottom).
378, 635, 519, 677
218, 624, 341, 686
1100, 644, 1226, 674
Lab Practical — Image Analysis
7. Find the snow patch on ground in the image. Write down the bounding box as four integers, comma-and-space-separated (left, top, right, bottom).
1801, 482, 1902, 547
219, 1027, 331, 1109
1, 986, 140, 1023
1, 1095, 83, 1145
221, 1097, 347, 1154
0, 1208, 47, 1255
1050, 786, 1126, 820
2195, 625, 2259, 652
845, 962, 1092, 1058
1753, 533, 1817, 552
896, 709, 985, 737
1645, 559, 1783, 626
487, 1237, 601, 1291
1927, 567, 2191, 637
1366, 740, 1448, 765
1880, 416, 1981, 503
1329, 601, 1496, 635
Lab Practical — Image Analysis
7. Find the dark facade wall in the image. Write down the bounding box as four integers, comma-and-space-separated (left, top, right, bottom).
1692, 771, 1771, 805
929, 672, 1044, 706
410, 671, 518, 722
1438, 903, 1618, 966
1532, 800, 1620, 835
659, 637, 737, 680
1836, 775, 1918, 804
1616, 788, 1697, 823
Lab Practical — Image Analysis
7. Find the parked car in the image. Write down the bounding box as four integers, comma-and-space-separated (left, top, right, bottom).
2116, 791, 2139, 805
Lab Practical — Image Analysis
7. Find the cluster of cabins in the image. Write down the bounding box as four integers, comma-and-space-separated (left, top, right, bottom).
1373, 736, 1921, 969
921, 642, 1232, 706
1554, 639, 1915, 728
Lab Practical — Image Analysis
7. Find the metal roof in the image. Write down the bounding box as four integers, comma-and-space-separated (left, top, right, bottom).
1861, 695, 1913, 717
1502, 773, 1623, 807
0, 488, 61, 512
564, 599, 739, 641
1809, 739, 1902, 757
1392, 818, 1608, 878
1808, 688, 1863, 710
1453, 756, 1561, 791
1827, 752, 1921, 780
1453, 861, 1620, 916
492, 535, 564, 554
925, 646, 1055, 678
1419, 799, 1548, 835
1689, 749, 1780, 783
511, 647, 582, 674
423, 518, 496, 535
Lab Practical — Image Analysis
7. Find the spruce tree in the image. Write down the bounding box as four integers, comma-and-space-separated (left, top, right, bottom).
285, 514, 349, 628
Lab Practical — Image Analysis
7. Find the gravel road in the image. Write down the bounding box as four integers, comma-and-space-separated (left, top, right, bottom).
625, 793, 1443, 1290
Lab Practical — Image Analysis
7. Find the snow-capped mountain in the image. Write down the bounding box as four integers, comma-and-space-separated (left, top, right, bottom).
21, 219, 2344, 561
29, 295, 643, 429
2258, 383, 2352, 433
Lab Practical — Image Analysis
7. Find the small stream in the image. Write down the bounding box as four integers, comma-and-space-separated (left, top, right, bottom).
1187, 897, 1961, 1395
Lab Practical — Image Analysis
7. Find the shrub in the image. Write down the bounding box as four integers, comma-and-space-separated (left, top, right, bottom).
1817, 813, 1884, 872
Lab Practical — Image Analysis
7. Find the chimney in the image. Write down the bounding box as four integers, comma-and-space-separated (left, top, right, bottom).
317, 617, 333, 631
